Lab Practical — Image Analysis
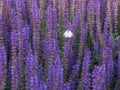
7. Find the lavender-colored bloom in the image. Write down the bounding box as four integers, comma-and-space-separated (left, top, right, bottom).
17, 25, 30, 89
113, 0, 118, 33
26, 44, 32, 90
106, 0, 113, 33
78, 23, 88, 66
106, 35, 114, 89
45, 5, 53, 39
26, 48, 39, 90
15, 1, 24, 88
93, 42, 99, 55
95, 0, 103, 46
10, 11, 19, 89
44, 5, 58, 69
45, 5, 64, 90
69, 63, 79, 90
21, 0, 28, 22
74, 0, 81, 16
77, 48, 91, 90
44, 5, 55, 64
87, 0, 95, 45
54, 55, 64, 90
0, 0, 120, 89
32, 0, 41, 54
58, 0, 67, 23
102, 16, 109, 45
0, 45, 7, 90
39, 0, 46, 18
30, 53, 39, 90
92, 64, 106, 90
106, 52, 114, 89
47, 55, 63, 90
40, 81, 47, 90
64, 82, 70, 90
0, 14, 4, 44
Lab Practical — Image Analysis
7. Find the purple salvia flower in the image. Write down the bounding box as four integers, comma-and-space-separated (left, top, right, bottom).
64, 0, 69, 23
45, 5, 53, 40
78, 48, 91, 90
47, 0, 52, 7
15, 1, 25, 88
29, 52, 39, 90
32, 0, 41, 54
5, 0, 11, 18
44, 4, 58, 65
26, 50, 39, 90
95, 0, 103, 46
113, 0, 118, 33
22, 25, 30, 55
106, 0, 113, 33
0, 45, 7, 90
72, 16, 79, 35
16, 1, 30, 89
92, 64, 106, 90
110, 0, 118, 33
102, 16, 109, 45
105, 34, 114, 89
100, 46, 105, 62
45, 5, 63, 89
47, 58, 63, 90
93, 42, 99, 55
72, 9, 84, 35
17, 25, 30, 89
74, 0, 81, 16
39, 0, 46, 18
64, 82, 70, 90
87, 0, 95, 45
40, 81, 47, 90
78, 23, 88, 67
0, 14, 4, 45
80, 22, 88, 46
26, 44, 32, 90
11, 31, 19, 90
44, 6, 55, 75
71, 11, 85, 64
46, 25, 63, 90
21, 0, 28, 22
69, 63, 79, 90
58, 0, 66, 23
10, 8, 19, 90
54, 54, 64, 90
46, 64, 56, 90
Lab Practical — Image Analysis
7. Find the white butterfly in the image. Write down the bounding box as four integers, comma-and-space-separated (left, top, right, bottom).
63, 30, 73, 38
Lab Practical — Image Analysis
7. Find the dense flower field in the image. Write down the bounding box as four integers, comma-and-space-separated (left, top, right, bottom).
0, 0, 120, 90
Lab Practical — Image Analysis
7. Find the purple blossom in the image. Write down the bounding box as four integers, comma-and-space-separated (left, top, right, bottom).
78, 48, 91, 90
0, 45, 7, 90
92, 63, 106, 90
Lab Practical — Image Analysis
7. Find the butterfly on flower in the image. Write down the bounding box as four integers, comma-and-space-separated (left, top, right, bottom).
63, 30, 73, 38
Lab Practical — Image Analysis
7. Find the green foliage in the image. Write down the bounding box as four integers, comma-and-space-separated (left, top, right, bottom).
89, 54, 100, 72
57, 23, 65, 59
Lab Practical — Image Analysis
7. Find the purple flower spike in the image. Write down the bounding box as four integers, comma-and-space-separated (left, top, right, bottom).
0, 45, 7, 90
